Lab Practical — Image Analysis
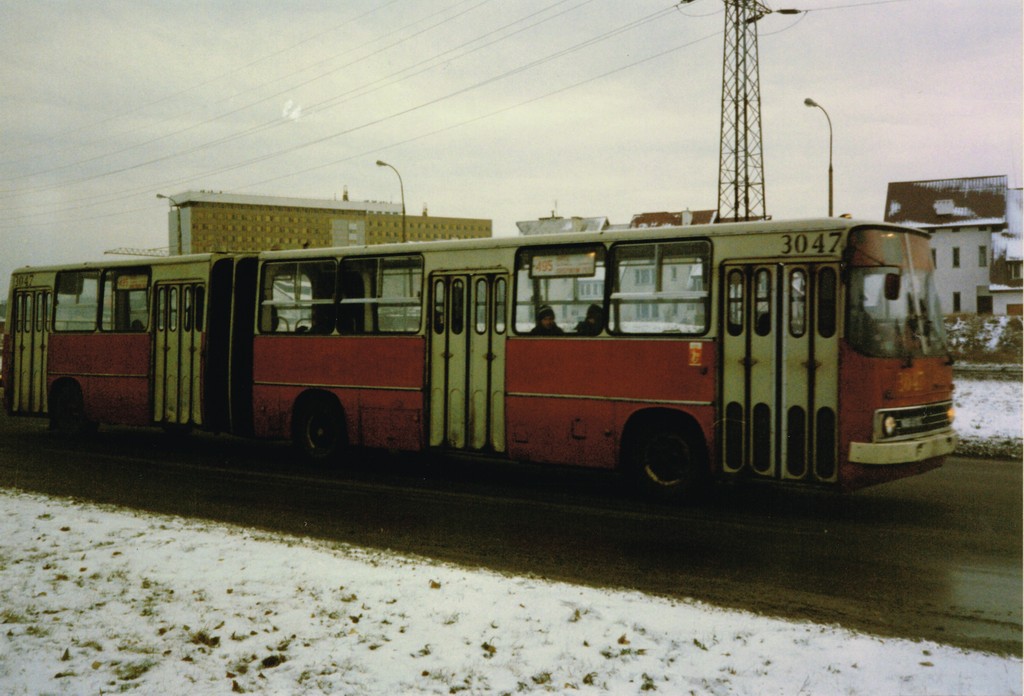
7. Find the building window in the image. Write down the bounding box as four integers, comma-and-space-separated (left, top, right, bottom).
1010, 261, 1023, 281
979, 246, 988, 267
952, 292, 961, 312
951, 247, 960, 269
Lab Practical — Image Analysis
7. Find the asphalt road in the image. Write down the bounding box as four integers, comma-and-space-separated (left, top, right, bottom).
0, 409, 1019, 656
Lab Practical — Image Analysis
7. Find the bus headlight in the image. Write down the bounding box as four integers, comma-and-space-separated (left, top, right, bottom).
947, 406, 956, 425
882, 415, 898, 437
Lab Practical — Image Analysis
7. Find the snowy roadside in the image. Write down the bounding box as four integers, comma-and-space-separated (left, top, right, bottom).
0, 490, 1020, 696
0, 375, 1019, 694
953, 376, 1023, 459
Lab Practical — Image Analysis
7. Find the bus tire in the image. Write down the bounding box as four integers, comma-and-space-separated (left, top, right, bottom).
292, 396, 346, 462
49, 382, 96, 436
628, 420, 707, 502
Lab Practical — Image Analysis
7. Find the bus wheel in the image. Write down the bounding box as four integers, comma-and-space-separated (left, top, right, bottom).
50, 382, 96, 436
630, 423, 706, 502
293, 397, 345, 462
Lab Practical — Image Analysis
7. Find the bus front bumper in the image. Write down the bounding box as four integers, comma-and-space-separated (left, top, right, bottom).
849, 430, 958, 466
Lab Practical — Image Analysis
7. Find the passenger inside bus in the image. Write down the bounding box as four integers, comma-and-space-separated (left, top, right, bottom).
531, 305, 563, 335
574, 304, 603, 335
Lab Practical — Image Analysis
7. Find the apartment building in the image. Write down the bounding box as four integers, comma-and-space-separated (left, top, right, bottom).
160, 191, 491, 254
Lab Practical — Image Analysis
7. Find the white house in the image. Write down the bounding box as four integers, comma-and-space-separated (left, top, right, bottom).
884, 175, 1022, 315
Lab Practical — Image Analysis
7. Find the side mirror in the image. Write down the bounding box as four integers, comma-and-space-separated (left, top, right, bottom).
884, 273, 901, 301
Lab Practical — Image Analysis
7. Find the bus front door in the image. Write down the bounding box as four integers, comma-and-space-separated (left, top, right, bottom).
153, 282, 205, 426
10, 288, 50, 415
428, 272, 508, 452
721, 262, 839, 484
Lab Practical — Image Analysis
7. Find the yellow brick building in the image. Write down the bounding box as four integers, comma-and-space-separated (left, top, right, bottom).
160, 191, 491, 254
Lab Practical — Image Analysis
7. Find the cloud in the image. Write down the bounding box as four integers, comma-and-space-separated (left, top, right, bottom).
282, 100, 303, 121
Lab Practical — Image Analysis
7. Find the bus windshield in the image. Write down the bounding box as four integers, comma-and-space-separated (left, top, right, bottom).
845, 228, 949, 358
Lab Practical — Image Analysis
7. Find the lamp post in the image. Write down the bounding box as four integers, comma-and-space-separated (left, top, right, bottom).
375, 160, 406, 242
156, 193, 183, 254
803, 98, 833, 217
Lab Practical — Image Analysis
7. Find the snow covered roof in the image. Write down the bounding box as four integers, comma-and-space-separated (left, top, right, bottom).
883, 175, 1008, 229
166, 190, 402, 215
516, 216, 609, 236
630, 210, 718, 228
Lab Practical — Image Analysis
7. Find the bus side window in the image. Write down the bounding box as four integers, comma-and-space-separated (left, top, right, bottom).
194, 286, 206, 331
474, 277, 488, 334
36, 293, 47, 332
157, 287, 166, 331
54, 270, 100, 332
513, 244, 606, 335
339, 255, 422, 334
817, 267, 837, 339
608, 240, 709, 335
183, 286, 193, 332
21, 293, 32, 334
727, 270, 744, 336
789, 269, 806, 338
432, 279, 445, 334
168, 286, 178, 332
493, 277, 507, 334
754, 268, 771, 336
450, 279, 465, 335
100, 270, 150, 332
259, 260, 336, 334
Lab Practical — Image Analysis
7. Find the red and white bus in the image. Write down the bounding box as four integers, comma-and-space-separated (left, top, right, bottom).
3, 254, 258, 436
3, 218, 957, 497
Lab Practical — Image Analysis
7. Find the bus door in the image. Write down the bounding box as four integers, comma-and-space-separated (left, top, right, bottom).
721, 262, 839, 483
153, 281, 205, 426
10, 288, 50, 415
429, 272, 508, 451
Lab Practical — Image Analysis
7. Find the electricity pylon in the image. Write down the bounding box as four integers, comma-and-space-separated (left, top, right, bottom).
717, 0, 772, 222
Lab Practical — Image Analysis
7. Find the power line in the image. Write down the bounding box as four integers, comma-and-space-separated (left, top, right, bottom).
3, 0, 585, 198
239, 30, 723, 193
0, 0, 407, 164
0, 10, 715, 231
0, 3, 680, 224
0, 0, 491, 187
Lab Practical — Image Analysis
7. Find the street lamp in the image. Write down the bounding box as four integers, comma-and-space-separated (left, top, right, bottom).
375, 160, 406, 242
156, 193, 183, 254
804, 98, 833, 217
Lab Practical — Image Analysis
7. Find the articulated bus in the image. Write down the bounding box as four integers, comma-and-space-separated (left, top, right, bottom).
3, 218, 957, 498
3, 254, 258, 437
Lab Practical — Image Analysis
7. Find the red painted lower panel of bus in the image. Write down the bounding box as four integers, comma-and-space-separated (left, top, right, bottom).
252, 383, 425, 450
48, 334, 151, 426
251, 335, 426, 450
505, 338, 717, 469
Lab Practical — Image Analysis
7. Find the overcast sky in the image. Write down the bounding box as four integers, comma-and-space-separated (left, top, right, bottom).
1, 0, 1021, 297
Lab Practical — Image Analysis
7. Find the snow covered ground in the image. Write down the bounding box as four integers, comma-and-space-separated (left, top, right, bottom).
0, 491, 1020, 696
0, 376, 1019, 695
953, 375, 1023, 459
